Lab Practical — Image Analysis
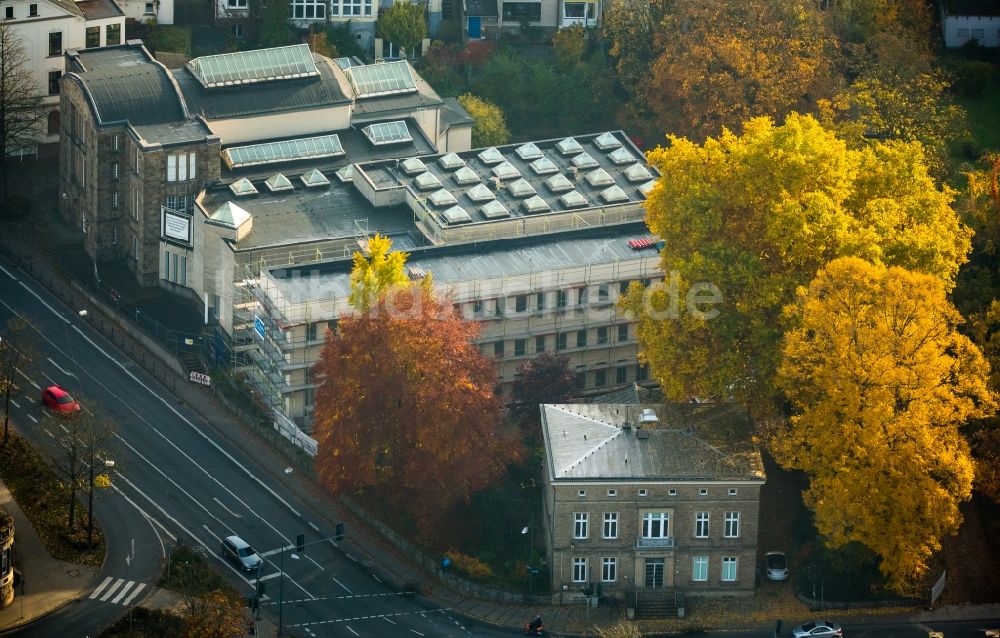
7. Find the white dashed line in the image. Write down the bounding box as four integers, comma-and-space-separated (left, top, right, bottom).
27, 415, 37, 423
411, 631, 425, 636
346, 626, 359, 636
308, 521, 320, 532
372, 574, 382, 583
9, 400, 18, 409
332, 577, 353, 594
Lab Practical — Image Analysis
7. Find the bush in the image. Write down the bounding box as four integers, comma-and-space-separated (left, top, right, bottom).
327, 22, 366, 60
942, 57, 997, 97
445, 550, 494, 581
150, 25, 192, 55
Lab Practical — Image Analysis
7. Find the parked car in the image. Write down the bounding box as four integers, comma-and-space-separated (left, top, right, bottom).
220, 535, 262, 572
765, 551, 788, 581
41, 385, 81, 416
792, 620, 843, 638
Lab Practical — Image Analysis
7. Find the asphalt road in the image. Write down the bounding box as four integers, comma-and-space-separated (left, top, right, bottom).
0, 254, 509, 637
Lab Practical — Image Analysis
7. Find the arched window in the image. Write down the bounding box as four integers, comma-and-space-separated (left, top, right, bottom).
47, 110, 61, 136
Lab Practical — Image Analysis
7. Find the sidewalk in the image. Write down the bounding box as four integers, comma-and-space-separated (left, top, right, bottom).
0, 477, 99, 633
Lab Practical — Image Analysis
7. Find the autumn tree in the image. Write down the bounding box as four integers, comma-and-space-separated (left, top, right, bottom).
313, 284, 516, 536
552, 24, 585, 68
772, 257, 994, 590
457, 94, 509, 148
1, 317, 37, 445
348, 233, 409, 312
181, 589, 245, 638
510, 352, 579, 437
376, 1, 427, 58
52, 408, 114, 534
622, 114, 973, 414
0, 24, 45, 201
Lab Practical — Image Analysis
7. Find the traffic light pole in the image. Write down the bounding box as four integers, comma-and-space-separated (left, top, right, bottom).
269, 531, 343, 638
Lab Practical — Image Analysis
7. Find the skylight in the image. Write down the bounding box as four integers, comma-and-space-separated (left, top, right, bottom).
452, 166, 480, 185
362, 121, 412, 146
223, 134, 344, 169
600, 185, 629, 203
414, 171, 442, 191
560, 190, 588, 208
265, 173, 293, 192
333, 165, 352, 184
507, 178, 536, 198
400, 157, 427, 175
624, 163, 653, 183
477, 147, 504, 165
229, 178, 257, 196
608, 147, 636, 165
639, 180, 656, 196
571, 152, 598, 169
522, 195, 550, 214
515, 142, 543, 160
480, 200, 510, 219
556, 137, 583, 155
593, 131, 623, 151
302, 168, 330, 187
530, 156, 559, 175
545, 173, 574, 193
428, 188, 457, 207
466, 183, 495, 202
438, 152, 465, 170
344, 61, 417, 98
441, 205, 472, 225
585, 168, 615, 187
492, 161, 520, 180
188, 44, 319, 89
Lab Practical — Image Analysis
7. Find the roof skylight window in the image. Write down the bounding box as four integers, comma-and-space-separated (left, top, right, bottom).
400, 157, 427, 175
624, 163, 653, 183
452, 166, 479, 185
639, 180, 657, 196
585, 168, 615, 187
571, 152, 598, 169
362, 120, 412, 146
507, 178, 536, 198
559, 190, 588, 208
608, 147, 636, 165
600, 185, 629, 203
556, 137, 583, 155
302, 168, 331, 187
265, 173, 293, 192
333, 165, 353, 183
188, 44, 319, 88
466, 183, 495, 202
593, 131, 623, 151
414, 171, 442, 191
515, 142, 543, 160
229, 178, 258, 196
522, 195, 550, 214
491, 161, 520, 180
438, 152, 465, 170
223, 134, 344, 169
545, 173, 574, 193
477, 147, 504, 165
530, 156, 559, 175
344, 60, 417, 98
480, 200, 510, 219
441, 205, 471, 224
428, 188, 457, 207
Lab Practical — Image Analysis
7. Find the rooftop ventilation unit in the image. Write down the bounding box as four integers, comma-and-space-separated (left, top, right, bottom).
640, 408, 658, 424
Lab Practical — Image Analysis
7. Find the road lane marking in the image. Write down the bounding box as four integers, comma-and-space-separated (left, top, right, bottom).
261, 545, 294, 558
111, 581, 135, 604
9, 400, 18, 408
308, 522, 319, 532
212, 497, 242, 518
410, 630, 424, 636
0, 263, 16, 280
17, 281, 70, 324
99, 579, 124, 602
268, 592, 415, 605
122, 583, 146, 606
257, 572, 280, 582
346, 627, 359, 637
89, 576, 113, 599
383, 618, 396, 625
288, 608, 453, 628
46, 357, 76, 377
332, 577, 352, 594
27, 415, 37, 423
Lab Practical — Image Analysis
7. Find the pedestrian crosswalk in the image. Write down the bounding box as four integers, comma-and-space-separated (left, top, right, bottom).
89, 577, 147, 606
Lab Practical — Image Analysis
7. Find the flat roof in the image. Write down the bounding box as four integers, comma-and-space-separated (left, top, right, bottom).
542, 403, 765, 482
268, 223, 657, 304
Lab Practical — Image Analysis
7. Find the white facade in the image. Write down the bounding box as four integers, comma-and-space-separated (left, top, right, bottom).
1, 0, 126, 143
941, 13, 1000, 47
114, 0, 173, 24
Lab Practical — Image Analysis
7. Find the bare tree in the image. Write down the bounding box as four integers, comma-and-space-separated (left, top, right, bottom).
51, 408, 115, 534
0, 23, 46, 199
0, 317, 37, 446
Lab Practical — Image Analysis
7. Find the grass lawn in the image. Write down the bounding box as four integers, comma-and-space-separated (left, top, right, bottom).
957, 77, 1000, 154
150, 25, 192, 56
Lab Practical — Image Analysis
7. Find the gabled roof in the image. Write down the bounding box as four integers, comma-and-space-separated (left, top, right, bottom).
187, 44, 319, 88
77, 0, 125, 20
542, 403, 765, 482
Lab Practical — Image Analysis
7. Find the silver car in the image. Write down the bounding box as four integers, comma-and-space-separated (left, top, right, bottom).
792, 620, 843, 638
765, 551, 788, 581
220, 535, 263, 572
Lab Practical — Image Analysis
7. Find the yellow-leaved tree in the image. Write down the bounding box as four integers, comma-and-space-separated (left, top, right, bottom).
773, 257, 995, 590
348, 233, 409, 312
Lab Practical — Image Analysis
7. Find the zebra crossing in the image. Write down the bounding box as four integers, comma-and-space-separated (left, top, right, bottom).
88, 576, 148, 606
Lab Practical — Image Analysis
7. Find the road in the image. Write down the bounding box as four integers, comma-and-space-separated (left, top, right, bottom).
0, 254, 509, 637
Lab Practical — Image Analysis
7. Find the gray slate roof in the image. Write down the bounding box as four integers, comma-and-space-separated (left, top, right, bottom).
542, 403, 765, 483
590, 383, 665, 405
77, 0, 124, 20
440, 97, 474, 132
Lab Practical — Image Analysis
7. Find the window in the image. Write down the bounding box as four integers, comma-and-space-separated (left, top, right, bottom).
167, 152, 196, 181
699, 488, 708, 496
106, 23, 121, 45
535, 335, 546, 354
292, 0, 326, 19
596, 327, 608, 345
615, 366, 627, 385
227, 0, 247, 6
577, 286, 588, 306
514, 294, 527, 312
48, 31, 62, 57
557, 333, 567, 351
556, 290, 567, 308
144, 2, 154, 14
112, 134, 119, 151
576, 330, 587, 348
607, 489, 616, 497
134, 146, 141, 174
637, 364, 649, 381
578, 490, 586, 497
494, 298, 503, 316
112, 162, 119, 179
972, 28, 985, 41
472, 300, 484, 316
111, 192, 118, 208
603, 513, 618, 539
692, 556, 708, 582
307, 322, 318, 341
724, 512, 740, 538
514, 339, 526, 357
619, 280, 631, 295
641, 512, 669, 538
728, 488, 738, 496
617, 325, 629, 342
601, 557, 617, 582
574, 513, 588, 539
503, 1, 540, 21
694, 512, 709, 538
334, 0, 372, 16
132, 188, 140, 221
4, 6, 13, 18
572, 558, 587, 582
594, 369, 606, 387
721, 557, 737, 582
112, 225, 117, 245
27, 3, 38, 15
563, 1, 595, 20
231, 23, 244, 38
535, 292, 545, 310
597, 284, 610, 302
493, 341, 504, 358
48, 70, 61, 95
85, 26, 100, 47
165, 195, 189, 212
668, 489, 677, 496
131, 235, 139, 260
638, 489, 647, 497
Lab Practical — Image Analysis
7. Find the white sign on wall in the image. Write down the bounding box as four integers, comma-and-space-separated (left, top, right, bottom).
162, 209, 191, 243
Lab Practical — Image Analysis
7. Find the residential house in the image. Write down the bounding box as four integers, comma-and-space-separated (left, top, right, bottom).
940, 0, 1000, 47
540, 403, 765, 603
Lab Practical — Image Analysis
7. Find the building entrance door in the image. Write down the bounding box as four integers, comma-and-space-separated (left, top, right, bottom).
644, 558, 665, 588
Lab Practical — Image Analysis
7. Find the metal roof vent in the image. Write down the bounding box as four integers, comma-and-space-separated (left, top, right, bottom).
636, 429, 650, 440
640, 408, 658, 425
621, 421, 631, 431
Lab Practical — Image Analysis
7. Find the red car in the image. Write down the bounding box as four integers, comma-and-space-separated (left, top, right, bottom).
41, 386, 81, 416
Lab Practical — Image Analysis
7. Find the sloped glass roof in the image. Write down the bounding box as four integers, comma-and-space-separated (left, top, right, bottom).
223, 134, 344, 168
452, 166, 480, 185
428, 188, 457, 207
362, 120, 411, 146
523, 195, 550, 214
414, 171, 442, 191
639, 180, 657, 196
188, 44, 319, 89
344, 61, 417, 98
265, 173, 293, 192
333, 165, 352, 183
515, 142, 543, 160
571, 152, 598, 169
507, 178, 536, 198
478, 147, 504, 165
229, 178, 258, 196
600, 185, 629, 203
401, 157, 427, 175
302, 167, 331, 187
530, 156, 559, 175
438, 152, 465, 170
210, 201, 252, 227
585, 168, 615, 187
624, 163, 653, 183
608, 147, 636, 165
593, 131, 623, 151
545, 173, 574, 193
560, 190, 588, 208
442, 205, 472, 224
556, 137, 583, 155
466, 183, 495, 202
492, 161, 520, 180
480, 200, 510, 219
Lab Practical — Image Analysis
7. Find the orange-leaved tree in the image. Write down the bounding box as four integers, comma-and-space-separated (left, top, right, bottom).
313, 283, 515, 536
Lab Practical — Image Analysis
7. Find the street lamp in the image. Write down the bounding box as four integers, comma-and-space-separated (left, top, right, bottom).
277, 547, 300, 637
522, 513, 536, 594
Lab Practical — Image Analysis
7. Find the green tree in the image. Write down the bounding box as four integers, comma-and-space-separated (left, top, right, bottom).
326, 23, 366, 59
552, 24, 585, 68
348, 233, 409, 312
510, 352, 579, 438
376, 2, 427, 58
256, 0, 295, 48
622, 113, 973, 414
456, 94, 509, 148
773, 257, 994, 591
0, 24, 45, 201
